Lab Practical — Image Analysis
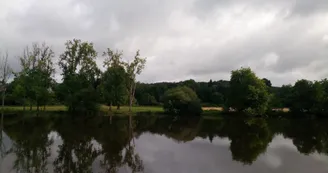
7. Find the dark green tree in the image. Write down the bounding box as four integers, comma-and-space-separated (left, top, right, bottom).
101, 48, 128, 111
163, 86, 202, 116
12, 43, 55, 111
211, 92, 224, 106
58, 39, 101, 113
262, 78, 272, 87
226, 67, 270, 115
289, 79, 324, 113
270, 84, 293, 108
139, 93, 157, 106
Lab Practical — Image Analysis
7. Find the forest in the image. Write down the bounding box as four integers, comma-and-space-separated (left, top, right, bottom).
1, 39, 328, 116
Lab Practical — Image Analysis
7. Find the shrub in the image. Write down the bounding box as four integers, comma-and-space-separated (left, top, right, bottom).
163, 86, 202, 116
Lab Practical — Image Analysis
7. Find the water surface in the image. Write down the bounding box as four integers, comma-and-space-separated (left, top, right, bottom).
0, 114, 328, 173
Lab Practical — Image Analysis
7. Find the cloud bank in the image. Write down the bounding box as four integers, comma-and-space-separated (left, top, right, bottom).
1, 0, 328, 86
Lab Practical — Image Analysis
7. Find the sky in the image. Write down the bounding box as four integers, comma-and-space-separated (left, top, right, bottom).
0, 0, 328, 86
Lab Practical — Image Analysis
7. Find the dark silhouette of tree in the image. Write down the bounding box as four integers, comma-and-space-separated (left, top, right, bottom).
262, 78, 272, 88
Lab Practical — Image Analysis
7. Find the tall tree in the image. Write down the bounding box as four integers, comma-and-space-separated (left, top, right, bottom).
58, 39, 100, 113
30, 43, 55, 111
0, 51, 12, 115
101, 49, 128, 111
125, 50, 146, 112
13, 43, 55, 111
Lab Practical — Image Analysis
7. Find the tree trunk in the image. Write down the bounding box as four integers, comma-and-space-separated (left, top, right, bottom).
129, 82, 137, 112
109, 102, 112, 112
23, 96, 26, 111
132, 82, 136, 105
44, 105, 46, 111
30, 104, 32, 111
1, 90, 5, 134
2, 91, 4, 112
129, 83, 133, 112
129, 115, 132, 129
37, 104, 40, 116
1, 90, 5, 126
117, 105, 120, 110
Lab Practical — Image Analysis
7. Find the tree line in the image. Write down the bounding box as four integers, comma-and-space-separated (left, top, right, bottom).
2, 40, 328, 116
137, 68, 328, 116
1, 39, 146, 113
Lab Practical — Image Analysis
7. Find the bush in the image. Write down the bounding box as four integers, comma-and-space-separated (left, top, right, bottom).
163, 86, 202, 116
226, 67, 270, 116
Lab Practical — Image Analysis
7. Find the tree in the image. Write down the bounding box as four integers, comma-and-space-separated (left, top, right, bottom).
12, 43, 55, 111
270, 84, 293, 108
101, 48, 128, 111
15, 47, 33, 110
0, 51, 12, 114
211, 92, 224, 106
28, 43, 55, 111
0, 51, 11, 142
163, 86, 202, 116
139, 93, 157, 106
262, 78, 272, 87
58, 39, 101, 113
226, 67, 270, 116
289, 79, 324, 113
125, 50, 146, 112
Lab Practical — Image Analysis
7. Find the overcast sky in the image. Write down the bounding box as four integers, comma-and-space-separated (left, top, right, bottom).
1, 0, 328, 86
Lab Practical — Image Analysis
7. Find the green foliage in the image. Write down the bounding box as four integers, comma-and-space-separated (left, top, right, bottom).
125, 50, 147, 111
134, 80, 228, 107
12, 43, 55, 110
270, 85, 293, 108
101, 50, 128, 109
227, 67, 270, 116
289, 79, 324, 113
163, 86, 202, 116
138, 93, 158, 106
58, 39, 100, 113
8, 40, 328, 117
211, 92, 224, 106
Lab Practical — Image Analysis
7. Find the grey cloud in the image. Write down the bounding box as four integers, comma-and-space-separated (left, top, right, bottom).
1, 0, 328, 86
192, 0, 328, 17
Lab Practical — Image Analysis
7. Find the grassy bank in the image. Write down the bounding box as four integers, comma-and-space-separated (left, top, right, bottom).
1, 105, 164, 113
1, 105, 223, 116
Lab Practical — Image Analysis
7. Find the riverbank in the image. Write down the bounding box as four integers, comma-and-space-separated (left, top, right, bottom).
1, 105, 224, 117
1, 105, 164, 114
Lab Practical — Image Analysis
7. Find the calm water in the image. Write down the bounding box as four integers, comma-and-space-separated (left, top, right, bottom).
0, 114, 328, 173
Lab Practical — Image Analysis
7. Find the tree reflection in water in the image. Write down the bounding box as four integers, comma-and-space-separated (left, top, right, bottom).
1, 113, 328, 172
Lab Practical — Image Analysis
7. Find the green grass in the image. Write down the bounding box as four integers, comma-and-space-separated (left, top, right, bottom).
100, 105, 163, 113
2, 105, 67, 111
1, 105, 223, 117
2, 105, 164, 114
